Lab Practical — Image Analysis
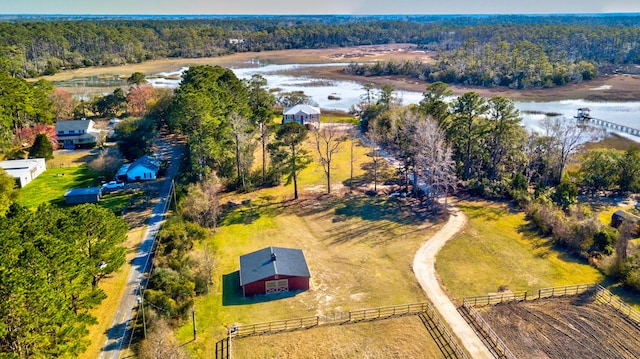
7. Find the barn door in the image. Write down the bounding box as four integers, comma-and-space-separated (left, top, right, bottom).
265, 279, 289, 294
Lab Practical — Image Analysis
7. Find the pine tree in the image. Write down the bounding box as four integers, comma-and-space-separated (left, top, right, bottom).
28, 133, 54, 160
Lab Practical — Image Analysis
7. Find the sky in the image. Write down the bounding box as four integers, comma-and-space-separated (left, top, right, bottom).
1, 0, 640, 15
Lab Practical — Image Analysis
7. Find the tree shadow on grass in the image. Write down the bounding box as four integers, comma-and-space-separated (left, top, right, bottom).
218, 199, 291, 227
222, 271, 298, 306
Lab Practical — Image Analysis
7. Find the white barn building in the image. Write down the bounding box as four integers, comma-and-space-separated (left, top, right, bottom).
0, 158, 47, 188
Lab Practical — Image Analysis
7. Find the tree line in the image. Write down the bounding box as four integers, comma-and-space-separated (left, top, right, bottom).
356, 81, 640, 294
1, 15, 640, 78
345, 40, 597, 89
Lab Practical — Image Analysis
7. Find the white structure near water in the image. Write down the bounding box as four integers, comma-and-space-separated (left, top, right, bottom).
0, 158, 46, 188
282, 104, 321, 128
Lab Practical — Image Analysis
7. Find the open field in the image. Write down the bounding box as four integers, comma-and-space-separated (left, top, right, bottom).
37, 44, 640, 102
233, 315, 444, 359
17, 165, 97, 209
173, 135, 448, 357
435, 199, 605, 304
479, 293, 640, 359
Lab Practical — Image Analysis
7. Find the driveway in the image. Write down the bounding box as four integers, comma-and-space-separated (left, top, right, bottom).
99, 136, 183, 359
413, 205, 493, 358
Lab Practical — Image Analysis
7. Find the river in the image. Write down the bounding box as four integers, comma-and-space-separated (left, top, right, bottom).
64, 62, 640, 141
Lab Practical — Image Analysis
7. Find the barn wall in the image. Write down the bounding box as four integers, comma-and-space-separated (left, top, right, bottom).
288, 276, 310, 291
242, 274, 310, 296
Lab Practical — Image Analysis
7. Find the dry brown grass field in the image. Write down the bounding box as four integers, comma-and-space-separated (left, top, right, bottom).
233, 315, 445, 359
479, 293, 640, 359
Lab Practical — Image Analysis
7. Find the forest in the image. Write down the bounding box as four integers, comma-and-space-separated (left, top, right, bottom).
0, 14, 639, 80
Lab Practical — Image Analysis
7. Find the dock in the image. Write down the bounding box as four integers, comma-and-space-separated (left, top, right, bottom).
574, 108, 640, 137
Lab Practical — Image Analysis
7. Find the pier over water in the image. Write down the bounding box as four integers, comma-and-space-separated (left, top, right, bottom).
575, 108, 640, 137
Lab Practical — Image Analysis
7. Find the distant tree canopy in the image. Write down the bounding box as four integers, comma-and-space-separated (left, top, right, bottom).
0, 15, 639, 78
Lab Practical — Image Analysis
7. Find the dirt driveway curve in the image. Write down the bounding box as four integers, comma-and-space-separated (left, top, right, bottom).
413, 205, 493, 358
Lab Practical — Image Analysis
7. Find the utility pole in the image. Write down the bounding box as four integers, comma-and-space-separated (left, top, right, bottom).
137, 296, 147, 339
192, 310, 197, 341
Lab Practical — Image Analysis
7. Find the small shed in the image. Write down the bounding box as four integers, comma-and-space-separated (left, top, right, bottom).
283, 104, 321, 128
611, 210, 640, 232
239, 246, 311, 297
126, 155, 159, 181
64, 187, 101, 205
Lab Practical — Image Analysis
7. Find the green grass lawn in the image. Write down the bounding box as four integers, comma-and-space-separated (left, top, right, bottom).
17, 166, 98, 209
173, 135, 442, 357
176, 195, 441, 357
436, 200, 605, 304
17, 165, 131, 214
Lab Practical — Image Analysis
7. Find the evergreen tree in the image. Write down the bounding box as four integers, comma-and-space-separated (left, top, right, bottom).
28, 133, 54, 160
268, 122, 311, 200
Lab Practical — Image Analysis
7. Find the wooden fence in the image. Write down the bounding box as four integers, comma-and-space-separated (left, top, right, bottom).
461, 301, 517, 359
463, 283, 595, 307
593, 284, 640, 329
461, 283, 640, 359
231, 316, 320, 337
222, 301, 468, 359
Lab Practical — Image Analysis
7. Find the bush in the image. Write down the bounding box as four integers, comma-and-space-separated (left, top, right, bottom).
467, 178, 511, 199
593, 227, 619, 255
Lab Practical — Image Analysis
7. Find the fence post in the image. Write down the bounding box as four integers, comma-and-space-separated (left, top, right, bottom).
538, 289, 541, 299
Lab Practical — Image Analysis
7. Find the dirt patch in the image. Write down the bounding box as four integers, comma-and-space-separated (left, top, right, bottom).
479, 294, 640, 359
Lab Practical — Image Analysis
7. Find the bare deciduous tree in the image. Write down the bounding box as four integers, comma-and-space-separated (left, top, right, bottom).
181, 174, 221, 229
367, 122, 383, 193
542, 116, 599, 184
138, 319, 188, 359
411, 116, 455, 211
228, 112, 255, 191
314, 125, 345, 194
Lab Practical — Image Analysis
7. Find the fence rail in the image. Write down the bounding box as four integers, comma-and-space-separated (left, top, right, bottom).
464, 283, 596, 307
461, 301, 517, 359
462, 283, 640, 359
225, 301, 468, 358
593, 284, 640, 329
233, 316, 319, 337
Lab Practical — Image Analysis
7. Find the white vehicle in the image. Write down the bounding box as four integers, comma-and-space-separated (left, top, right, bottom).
102, 181, 124, 190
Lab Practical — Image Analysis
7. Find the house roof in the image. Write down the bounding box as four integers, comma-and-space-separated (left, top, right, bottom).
0, 158, 44, 171
55, 119, 94, 132
239, 246, 310, 286
64, 187, 101, 197
283, 104, 321, 116
613, 210, 640, 222
128, 155, 160, 173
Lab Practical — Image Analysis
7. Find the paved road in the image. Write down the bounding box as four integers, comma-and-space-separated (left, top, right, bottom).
99, 138, 182, 359
412, 205, 493, 359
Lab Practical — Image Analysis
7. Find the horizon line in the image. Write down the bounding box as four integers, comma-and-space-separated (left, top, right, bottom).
3, 12, 640, 16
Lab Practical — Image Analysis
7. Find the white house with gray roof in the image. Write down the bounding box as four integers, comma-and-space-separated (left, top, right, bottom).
55, 119, 101, 149
283, 104, 321, 128
126, 155, 160, 181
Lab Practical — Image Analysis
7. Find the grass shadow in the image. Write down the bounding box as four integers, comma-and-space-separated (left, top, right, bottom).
222, 271, 299, 306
